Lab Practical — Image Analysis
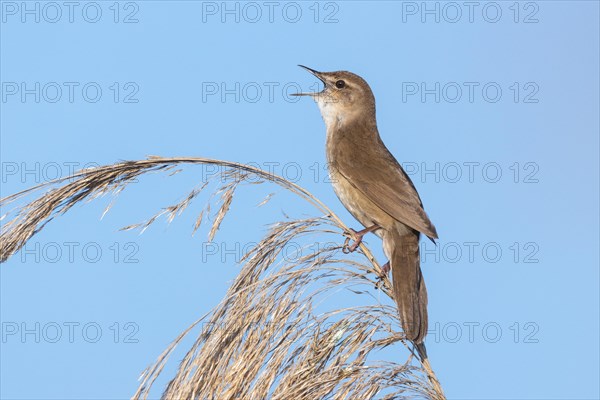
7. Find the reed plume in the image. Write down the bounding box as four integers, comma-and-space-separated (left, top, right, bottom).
0, 156, 445, 399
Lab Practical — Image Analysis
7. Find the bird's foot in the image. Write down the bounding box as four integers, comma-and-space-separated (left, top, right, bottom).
342, 228, 363, 253
375, 261, 391, 289
342, 225, 379, 254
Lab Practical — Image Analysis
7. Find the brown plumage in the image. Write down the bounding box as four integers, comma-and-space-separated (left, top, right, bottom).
295, 66, 437, 343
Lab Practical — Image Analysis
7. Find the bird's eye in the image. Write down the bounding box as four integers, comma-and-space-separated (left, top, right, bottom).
335, 80, 346, 89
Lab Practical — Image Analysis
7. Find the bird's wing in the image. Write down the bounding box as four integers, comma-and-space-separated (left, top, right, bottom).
332, 136, 438, 240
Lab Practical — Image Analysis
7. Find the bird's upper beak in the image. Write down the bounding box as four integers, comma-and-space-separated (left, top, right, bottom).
292, 65, 327, 96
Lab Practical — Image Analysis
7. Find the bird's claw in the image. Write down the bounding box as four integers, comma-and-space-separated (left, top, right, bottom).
374, 262, 391, 289
342, 237, 351, 254
342, 229, 361, 254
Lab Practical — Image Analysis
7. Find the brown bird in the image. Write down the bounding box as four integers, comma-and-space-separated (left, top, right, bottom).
294, 66, 438, 344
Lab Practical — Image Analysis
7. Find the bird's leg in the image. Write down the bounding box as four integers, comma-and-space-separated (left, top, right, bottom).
342, 224, 379, 253
380, 261, 390, 275
375, 261, 391, 288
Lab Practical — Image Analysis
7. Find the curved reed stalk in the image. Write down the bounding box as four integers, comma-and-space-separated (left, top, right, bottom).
0, 156, 445, 399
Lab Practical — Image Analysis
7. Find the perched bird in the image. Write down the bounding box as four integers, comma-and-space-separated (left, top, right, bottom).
294, 66, 438, 344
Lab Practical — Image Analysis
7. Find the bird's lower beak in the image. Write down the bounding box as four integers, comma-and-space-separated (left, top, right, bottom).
292, 65, 326, 96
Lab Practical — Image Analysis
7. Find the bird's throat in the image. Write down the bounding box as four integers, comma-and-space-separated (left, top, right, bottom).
315, 97, 345, 131
314, 95, 376, 136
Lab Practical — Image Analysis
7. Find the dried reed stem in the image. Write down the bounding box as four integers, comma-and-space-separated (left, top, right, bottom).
0, 156, 445, 400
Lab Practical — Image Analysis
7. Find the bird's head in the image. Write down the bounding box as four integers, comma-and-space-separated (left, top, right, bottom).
293, 66, 376, 130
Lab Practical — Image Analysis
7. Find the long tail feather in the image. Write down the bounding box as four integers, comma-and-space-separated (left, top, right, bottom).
386, 227, 428, 343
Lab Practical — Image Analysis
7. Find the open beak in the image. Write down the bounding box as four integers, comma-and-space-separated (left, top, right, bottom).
292, 65, 326, 96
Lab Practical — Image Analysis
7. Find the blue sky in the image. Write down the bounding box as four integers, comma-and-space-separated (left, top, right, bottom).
1, 1, 599, 399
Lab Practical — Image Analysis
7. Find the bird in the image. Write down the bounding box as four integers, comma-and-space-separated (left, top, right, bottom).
293, 65, 438, 344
